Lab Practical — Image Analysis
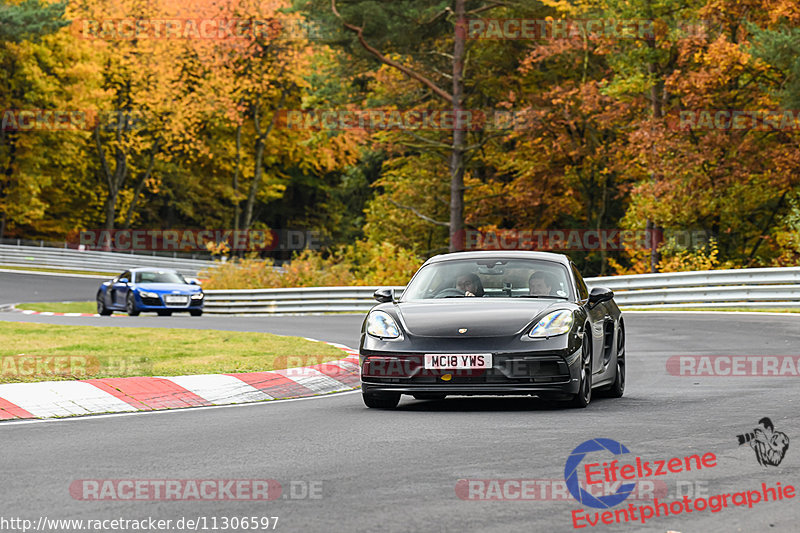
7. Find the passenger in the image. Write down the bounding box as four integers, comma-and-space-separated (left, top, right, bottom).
528, 271, 558, 296
456, 273, 484, 297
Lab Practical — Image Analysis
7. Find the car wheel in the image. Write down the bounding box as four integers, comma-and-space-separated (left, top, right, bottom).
412, 394, 446, 401
363, 392, 401, 409
568, 333, 592, 408
190, 309, 203, 317
126, 293, 141, 316
157, 310, 172, 316
606, 325, 625, 398
96, 293, 112, 316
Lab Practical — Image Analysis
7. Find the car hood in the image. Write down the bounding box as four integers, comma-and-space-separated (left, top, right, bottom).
135, 283, 198, 293
396, 299, 562, 338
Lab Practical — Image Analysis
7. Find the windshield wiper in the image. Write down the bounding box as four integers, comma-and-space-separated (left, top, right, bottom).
515, 295, 569, 299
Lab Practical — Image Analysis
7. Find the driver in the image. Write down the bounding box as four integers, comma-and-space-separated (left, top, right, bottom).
528, 271, 557, 296
456, 273, 484, 297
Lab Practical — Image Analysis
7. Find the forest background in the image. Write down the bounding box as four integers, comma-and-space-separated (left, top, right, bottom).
2, 0, 799, 288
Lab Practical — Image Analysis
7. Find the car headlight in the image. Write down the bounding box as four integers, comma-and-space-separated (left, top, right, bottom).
191, 292, 204, 300
366, 311, 402, 339
140, 291, 159, 299
529, 310, 573, 338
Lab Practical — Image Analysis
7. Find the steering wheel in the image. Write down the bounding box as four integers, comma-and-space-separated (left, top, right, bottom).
434, 288, 466, 298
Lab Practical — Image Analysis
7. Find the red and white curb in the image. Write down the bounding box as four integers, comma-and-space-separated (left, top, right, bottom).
0, 304, 109, 317
16, 310, 105, 317
0, 343, 361, 421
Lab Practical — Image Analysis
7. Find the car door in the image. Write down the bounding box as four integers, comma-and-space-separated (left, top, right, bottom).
111, 270, 132, 307
571, 263, 606, 375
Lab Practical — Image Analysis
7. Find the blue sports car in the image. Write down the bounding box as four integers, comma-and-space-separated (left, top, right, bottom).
97, 267, 204, 316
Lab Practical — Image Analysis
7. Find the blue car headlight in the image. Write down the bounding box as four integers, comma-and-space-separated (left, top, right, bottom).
366, 311, 402, 340
140, 291, 159, 299
529, 310, 573, 338
191, 292, 204, 300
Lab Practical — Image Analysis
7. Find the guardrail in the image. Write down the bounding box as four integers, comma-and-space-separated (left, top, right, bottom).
202, 267, 800, 315
0, 244, 216, 277
203, 287, 407, 315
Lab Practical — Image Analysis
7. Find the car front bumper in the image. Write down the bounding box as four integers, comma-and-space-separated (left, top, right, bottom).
360, 347, 583, 397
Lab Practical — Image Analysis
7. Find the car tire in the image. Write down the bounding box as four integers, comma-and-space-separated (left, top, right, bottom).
126, 293, 141, 316
568, 333, 592, 408
412, 394, 446, 401
363, 392, 400, 409
157, 310, 172, 316
604, 325, 625, 398
97, 293, 112, 316
190, 310, 203, 317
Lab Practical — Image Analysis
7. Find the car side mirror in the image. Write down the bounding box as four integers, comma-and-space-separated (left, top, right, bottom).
118, 277, 129, 284
373, 288, 394, 303
588, 287, 613, 308
188, 279, 198, 285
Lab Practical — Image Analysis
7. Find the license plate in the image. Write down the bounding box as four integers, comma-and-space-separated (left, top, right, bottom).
424, 354, 492, 369
165, 295, 188, 304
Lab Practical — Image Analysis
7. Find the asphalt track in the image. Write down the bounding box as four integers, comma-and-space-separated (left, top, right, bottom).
1, 271, 799, 533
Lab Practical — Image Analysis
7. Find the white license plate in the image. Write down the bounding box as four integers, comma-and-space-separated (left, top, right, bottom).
165, 295, 188, 304
424, 354, 492, 369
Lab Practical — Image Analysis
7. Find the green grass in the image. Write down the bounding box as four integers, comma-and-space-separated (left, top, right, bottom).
15, 302, 96, 314
0, 265, 116, 277
0, 322, 348, 383
624, 307, 800, 313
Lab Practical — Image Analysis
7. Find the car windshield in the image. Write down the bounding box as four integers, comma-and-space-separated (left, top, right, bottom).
401, 259, 573, 301
134, 271, 186, 284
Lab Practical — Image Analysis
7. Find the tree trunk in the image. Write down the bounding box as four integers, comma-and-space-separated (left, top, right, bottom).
0, 131, 17, 242
122, 141, 159, 229
94, 127, 128, 249
242, 93, 285, 231
233, 123, 242, 232
242, 133, 264, 231
449, 0, 467, 252
647, 53, 663, 272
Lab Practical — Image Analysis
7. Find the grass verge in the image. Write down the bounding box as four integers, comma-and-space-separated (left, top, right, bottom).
15, 302, 96, 314
0, 322, 348, 383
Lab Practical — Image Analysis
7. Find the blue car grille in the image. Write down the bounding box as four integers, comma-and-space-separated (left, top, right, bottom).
140, 295, 162, 306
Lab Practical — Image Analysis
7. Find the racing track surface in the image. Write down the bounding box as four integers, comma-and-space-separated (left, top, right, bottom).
1, 272, 799, 532
0, 271, 103, 305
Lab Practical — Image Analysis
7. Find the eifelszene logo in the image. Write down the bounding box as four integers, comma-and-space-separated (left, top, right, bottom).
564, 438, 636, 508
736, 417, 789, 466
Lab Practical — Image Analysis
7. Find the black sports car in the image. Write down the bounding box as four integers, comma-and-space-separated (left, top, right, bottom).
359, 251, 624, 409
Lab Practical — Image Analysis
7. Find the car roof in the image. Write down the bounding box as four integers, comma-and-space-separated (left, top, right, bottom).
424, 250, 571, 266
126, 267, 180, 273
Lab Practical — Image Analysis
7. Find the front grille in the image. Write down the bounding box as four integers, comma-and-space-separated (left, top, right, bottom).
140, 296, 162, 306
363, 353, 570, 384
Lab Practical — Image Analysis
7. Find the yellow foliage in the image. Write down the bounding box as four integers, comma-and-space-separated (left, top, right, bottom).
609, 238, 732, 274
607, 248, 653, 276
656, 238, 723, 272
202, 241, 423, 289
